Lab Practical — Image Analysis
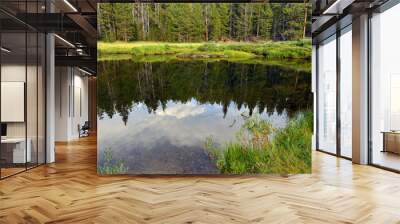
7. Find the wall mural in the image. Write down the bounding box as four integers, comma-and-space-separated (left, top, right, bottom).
97, 3, 312, 175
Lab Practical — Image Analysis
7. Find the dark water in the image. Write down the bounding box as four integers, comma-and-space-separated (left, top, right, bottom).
97, 60, 311, 174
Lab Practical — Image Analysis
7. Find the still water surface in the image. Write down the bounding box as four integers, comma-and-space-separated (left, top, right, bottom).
97, 60, 311, 174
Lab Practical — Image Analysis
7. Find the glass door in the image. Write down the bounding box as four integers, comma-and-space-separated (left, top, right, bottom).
370, 4, 400, 171
0, 1, 47, 179
317, 35, 337, 154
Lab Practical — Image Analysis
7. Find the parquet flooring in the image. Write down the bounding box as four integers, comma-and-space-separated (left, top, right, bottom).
1, 135, 400, 223
1, 167, 26, 178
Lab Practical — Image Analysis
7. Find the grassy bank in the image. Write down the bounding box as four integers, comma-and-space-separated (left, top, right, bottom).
206, 111, 312, 174
98, 40, 311, 60
98, 54, 311, 72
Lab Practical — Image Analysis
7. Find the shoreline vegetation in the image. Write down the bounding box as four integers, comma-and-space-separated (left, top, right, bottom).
205, 111, 312, 174
98, 40, 311, 60
98, 148, 128, 175
98, 55, 311, 73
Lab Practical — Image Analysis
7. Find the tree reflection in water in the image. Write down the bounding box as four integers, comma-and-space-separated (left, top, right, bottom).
97, 60, 312, 125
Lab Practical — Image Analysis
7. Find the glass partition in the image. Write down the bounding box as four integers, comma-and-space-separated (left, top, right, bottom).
0, 2, 46, 179
370, 4, 400, 171
0, 31, 28, 177
317, 35, 337, 154
339, 26, 352, 158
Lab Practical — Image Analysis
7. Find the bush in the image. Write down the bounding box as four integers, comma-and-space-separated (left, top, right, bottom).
198, 43, 221, 52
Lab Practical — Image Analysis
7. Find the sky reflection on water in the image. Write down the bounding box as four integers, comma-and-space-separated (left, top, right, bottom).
99, 99, 288, 174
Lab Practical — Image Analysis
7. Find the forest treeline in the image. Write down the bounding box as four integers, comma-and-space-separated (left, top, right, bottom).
98, 3, 311, 42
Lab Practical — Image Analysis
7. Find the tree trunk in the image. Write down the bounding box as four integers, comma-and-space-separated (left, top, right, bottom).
244, 5, 248, 40
303, 0, 308, 39
97, 4, 102, 39
229, 4, 233, 39
140, 3, 145, 40
111, 4, 118, 41
204, 5, 209, 41
146, 4, 150, 40
256, 6, 261, 38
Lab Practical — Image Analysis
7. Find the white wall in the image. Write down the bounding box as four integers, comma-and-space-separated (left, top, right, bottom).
55, 67, 89, 141
55, 67, 70, 141
72, 73, 89, 138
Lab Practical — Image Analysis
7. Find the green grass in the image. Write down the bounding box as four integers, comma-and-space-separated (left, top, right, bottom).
97, 41, 201, 55
98, 148, 128, 175
206, 111, 313, 175
98, 40, 311, 60
97, 54, 133, 61
98, 54, 310, 73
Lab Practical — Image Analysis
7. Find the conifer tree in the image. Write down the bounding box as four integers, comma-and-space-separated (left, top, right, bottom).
98, 3, 311, 42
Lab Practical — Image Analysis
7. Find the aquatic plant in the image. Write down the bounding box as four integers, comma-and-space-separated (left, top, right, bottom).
206, 111, 313, 174
98, 148, 128, 174
236, 114, 276, 149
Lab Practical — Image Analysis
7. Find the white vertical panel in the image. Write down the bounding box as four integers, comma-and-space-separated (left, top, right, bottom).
340, 28, 353, 158
46, 33, 55, 163
390, 74, 400, 130
1, 82, 25, 122
352, 14, 369, 164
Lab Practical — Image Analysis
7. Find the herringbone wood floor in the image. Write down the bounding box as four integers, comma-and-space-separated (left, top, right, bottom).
1, 136, 400, 224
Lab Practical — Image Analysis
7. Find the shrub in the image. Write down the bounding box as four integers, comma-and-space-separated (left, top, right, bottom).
198, 43, 221, 52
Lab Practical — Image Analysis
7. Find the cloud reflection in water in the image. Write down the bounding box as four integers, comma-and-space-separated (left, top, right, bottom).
98, 99, 288, 174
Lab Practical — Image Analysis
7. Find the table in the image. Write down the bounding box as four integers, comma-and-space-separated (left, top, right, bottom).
1, 138, 31, 163
381, 131, 400, 154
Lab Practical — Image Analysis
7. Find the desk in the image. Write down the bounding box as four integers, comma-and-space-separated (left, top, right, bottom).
1, 138, 31, 163
382, 131, 400, 154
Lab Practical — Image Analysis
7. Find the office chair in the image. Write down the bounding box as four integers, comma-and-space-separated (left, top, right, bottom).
79, 121, 90, 138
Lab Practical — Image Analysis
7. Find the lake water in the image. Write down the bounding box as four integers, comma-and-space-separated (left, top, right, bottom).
97, 60, 311, 174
